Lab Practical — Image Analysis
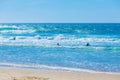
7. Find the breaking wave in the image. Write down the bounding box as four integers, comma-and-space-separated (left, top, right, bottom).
0, 35, 120, 51
0, 62, 105, 73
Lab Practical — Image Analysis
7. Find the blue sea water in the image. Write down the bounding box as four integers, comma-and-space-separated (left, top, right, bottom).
0, 23, 120, 73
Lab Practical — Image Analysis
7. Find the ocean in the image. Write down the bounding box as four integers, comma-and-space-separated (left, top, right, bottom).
0, 23, 120, 73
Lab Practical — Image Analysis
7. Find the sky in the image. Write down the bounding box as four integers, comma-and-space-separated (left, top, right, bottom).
0, 0, 120, 23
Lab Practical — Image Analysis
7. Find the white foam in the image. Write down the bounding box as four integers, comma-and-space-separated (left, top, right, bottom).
0, 63, 96, 72
0, 30, 36, 34
54, 34, 65, 40
0, 25, 18, 28
0, 63, 119, 74
0, 36, 120, 49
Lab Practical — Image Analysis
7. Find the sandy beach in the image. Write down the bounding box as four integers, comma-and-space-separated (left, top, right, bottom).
0, 67, 120, 80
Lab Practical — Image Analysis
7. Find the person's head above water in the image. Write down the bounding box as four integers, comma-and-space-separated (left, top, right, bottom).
13, 37, 16, 40
86, 43, 90, 46
57, 43, 60, 46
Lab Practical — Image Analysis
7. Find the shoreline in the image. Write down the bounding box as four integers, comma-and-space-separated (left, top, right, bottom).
0, 63, 120, 74
0, 67, 120, 80
0, 62, 120, 74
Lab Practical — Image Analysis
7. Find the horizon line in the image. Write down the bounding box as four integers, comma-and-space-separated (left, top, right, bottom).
0, 22, 120, 24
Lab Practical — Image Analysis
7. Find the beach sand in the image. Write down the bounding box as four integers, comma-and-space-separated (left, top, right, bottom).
0, 67, 120, 80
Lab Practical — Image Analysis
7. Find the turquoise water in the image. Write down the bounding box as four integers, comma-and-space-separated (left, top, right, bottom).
0, 23, 120, 72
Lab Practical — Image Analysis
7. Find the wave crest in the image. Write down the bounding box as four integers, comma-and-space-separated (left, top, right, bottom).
0, 35, 120, 50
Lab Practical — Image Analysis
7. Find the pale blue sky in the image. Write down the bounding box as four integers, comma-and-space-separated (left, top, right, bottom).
0, 0, 120, 23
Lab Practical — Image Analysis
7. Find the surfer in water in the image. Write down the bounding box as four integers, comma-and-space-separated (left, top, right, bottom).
57, 43, 60, 46
10, 37, 16, 40
13, 37, 16, 40
86, 42, 90, 46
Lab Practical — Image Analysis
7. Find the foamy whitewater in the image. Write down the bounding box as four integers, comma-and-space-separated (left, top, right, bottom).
0, 23, 120, 73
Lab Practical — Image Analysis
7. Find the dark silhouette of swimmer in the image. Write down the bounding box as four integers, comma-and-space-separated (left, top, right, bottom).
37, 37, 41, 39
13, 37, 16, 40
86, 42, 90, 46
9, 37, 16, 40
57, 43, 60, 46
35, 35, 41, 39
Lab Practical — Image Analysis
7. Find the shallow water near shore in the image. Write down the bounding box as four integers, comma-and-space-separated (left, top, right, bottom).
0, 23, 120, 73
